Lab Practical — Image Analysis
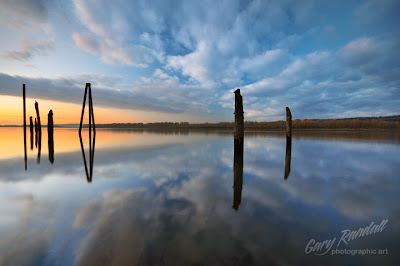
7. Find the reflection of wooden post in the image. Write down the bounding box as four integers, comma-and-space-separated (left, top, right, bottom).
37, 132, 41, 164
284, 107, 292, 180
234, 89, 244, 140
35, 118, 37, 148
233, 138, 244, 210
286, 107, 292, 137
23, 84, 27, 170
284, 136, 292, 180
48, 110, 54, 164
30, 116, 33, 150
29, 116, 33, 134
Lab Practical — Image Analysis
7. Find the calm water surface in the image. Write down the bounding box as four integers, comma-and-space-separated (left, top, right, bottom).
0, 128, 399, 265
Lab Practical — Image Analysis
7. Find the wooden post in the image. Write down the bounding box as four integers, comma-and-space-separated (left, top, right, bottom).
48, 110, 54, 164
79, 83, 89, 136
48, 110, 53, 139
30, 116, 33, 150
23, 84, 27, 170
35, 101, 41, 137
286, 107, 292, 137
234, 89, 244, 140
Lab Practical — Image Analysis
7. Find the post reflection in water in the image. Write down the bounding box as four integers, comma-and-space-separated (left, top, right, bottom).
30, 127, 33, 150
37, 131, 41, 164
48, 133, 54, 164
284, 135, 292, 180
35, 118, 38, 148
79, 129, 96, 182
233, 138, 244, 211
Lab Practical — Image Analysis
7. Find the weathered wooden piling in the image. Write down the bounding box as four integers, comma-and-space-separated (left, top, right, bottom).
48, 110, 53, 139
23, 84, 27, 170
234, 89, 244, 140
286, 107, 292, 137
48, 110, 54, 164
79, 83, 88, 136
35, 101, 41, 137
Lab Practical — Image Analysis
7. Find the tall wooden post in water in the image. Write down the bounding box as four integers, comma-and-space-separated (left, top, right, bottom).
23, 84, 27, 170
48, 110, 53, 139
35, 101, 41, 137
286, 107, 292, 137
234, 89, 244, 140
35, 101, 41, 164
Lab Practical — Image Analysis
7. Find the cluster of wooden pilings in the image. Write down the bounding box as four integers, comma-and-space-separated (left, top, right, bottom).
232, 90, 293, 210
22, 84, 54, 170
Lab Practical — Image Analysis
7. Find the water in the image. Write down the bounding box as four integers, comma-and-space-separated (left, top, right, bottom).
0, 128, 399, 265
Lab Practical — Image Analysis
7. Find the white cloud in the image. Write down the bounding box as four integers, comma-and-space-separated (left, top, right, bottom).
2, 38, 55, 61
337, 38, 378, 65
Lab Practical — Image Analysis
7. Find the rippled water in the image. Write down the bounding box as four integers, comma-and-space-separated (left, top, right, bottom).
0, 128, 399, 265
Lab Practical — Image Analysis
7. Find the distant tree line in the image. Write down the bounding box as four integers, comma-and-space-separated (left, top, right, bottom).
92, 117, 400, 130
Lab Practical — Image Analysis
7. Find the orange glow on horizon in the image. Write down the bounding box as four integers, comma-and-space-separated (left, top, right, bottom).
0, 95, 141, 125
1, 95, 213, 125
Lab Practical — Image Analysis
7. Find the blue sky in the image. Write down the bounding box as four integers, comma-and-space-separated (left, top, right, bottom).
0, 0, 399, 122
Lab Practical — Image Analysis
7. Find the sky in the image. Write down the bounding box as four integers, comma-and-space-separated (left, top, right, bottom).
0, 0, 399, 125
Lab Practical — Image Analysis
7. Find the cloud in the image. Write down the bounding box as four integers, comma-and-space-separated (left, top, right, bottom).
0, 71, 210, 114
72, 0, 166, 66
2, 38, 55, 61
337, 38, 379, 66
0, 0, 49, 27
1, 0, 400, 121
0, 192, 55, 266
